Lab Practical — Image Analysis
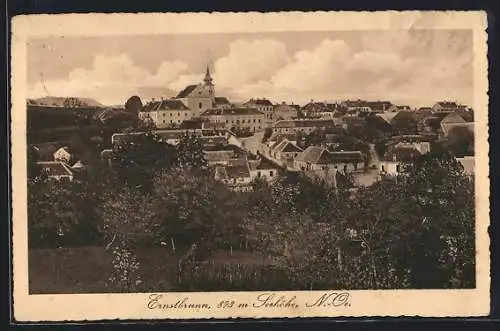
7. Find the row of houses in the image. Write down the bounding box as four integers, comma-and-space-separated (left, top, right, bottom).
31, 145, 86, 181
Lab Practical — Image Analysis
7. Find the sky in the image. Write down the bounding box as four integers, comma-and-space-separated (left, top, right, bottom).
27, 29, 473, 107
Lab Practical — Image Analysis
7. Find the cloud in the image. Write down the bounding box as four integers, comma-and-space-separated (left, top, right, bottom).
29, 31, 473, 107
213, 39, 289, 87
29, 54, 188, 105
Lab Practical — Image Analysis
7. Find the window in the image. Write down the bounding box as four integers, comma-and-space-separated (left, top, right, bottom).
170, 113, 172, 116
270, 171, 274, 177
396, 164, 401, 173
258, 119, 261, 122
177, 112, 180, 116
344, 165, 348, 173
163, 120, 165, 124
199, 102, 202, 109
226, 120, 229, 123
354, 163, 358, 170
253, 119, 256, 123
257, 172, 261, 178
236, 120, 240, 124
163, 113, 166, 117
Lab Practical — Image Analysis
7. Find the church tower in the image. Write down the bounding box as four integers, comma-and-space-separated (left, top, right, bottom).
203, 65, 215, 97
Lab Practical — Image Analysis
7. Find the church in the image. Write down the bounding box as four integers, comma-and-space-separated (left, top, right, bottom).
139, 66, 217, 128
175, 66, 216, 118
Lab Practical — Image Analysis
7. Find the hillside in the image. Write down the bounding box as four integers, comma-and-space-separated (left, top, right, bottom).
28, 96, 105, 108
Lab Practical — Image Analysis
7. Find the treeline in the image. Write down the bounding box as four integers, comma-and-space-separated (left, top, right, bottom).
27, 133, 475, 291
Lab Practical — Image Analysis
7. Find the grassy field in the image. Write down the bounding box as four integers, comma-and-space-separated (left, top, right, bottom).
29, 246, 268, 294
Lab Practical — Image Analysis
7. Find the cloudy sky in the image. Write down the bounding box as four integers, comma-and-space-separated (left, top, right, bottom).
27, 29, 473, 107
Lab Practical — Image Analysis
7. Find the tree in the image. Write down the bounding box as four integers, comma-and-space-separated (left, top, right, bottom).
445, 126, 474, 157
125, 95, 143, 114
262, 128, 273, 143
175, 132, 208, 173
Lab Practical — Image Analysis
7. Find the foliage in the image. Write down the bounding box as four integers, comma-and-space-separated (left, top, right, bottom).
230, 126, 253, 138
175, 132, 208, 173
445, 126, 474, 157
108, 244, 142, 292
262, 128, 273, 143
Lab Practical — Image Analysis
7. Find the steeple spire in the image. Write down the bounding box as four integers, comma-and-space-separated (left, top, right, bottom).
204, 65, 213, 86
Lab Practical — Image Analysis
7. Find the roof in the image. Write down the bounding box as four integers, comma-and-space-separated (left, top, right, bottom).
275, 140, 303, 153
71, 160, 85, 169
176, 84, 198, 98
37, 161, 73, 177
294, 146, 325, 163
225, 162, 251, 179
382, 147, 422, 162
201, 108, 264, 116
244, 98, 273, 107
100, 149, 114, 159
273, 119, 335, 128
440, 122, 475, 136
214, 97, 231, 105
295, 146, 363, 164
441, 112, 466, 124
435, 101, 460, 108
143, 99, 190, 111
254, 156, 282, 170
376, 112, 398, 124
365, 101, 393, 111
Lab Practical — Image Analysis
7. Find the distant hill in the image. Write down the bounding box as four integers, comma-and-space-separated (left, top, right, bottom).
28, 96, 105, 108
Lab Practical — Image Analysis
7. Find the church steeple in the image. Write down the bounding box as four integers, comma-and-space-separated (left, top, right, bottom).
204, 65, 213, 86
203, 64, 215, 97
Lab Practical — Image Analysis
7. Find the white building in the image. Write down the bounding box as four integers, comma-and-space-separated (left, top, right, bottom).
139, 99, 194, 128
174, 66, 215, 117
53, 146, 72, 164
380, 146, 421, 175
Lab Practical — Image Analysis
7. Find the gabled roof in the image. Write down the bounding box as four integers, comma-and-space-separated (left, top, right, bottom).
37, 161, 73, 177
376, 112, 398, 124
295, 146, 363, 164
176, 84, 198, 98
382, 146, 421, 162
143, 99, 190, 111
435, 101, 460, 108
441, 112, 467, 125
201, 108, 264, 116
295, 146, 325, 163
440, 122, 475, 136
254, 156, 282, 170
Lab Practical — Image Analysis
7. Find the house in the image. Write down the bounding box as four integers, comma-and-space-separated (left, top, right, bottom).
270, 139, 303, 164
249, 156, 282, 182
37, 161, 74, 181
301, 101, 333, 117
394, 141, 431, 154
203, 144, 247, 166
365, 101, 393, 113
200, 107, 266, 132
139, 99, 194, 128
294, 146, 364, 173
390, 111, 418, 135
272, 119, 336, 134
174, 66, 215, 115
214, 159, 253, 192
273, 102, 299, 121
380, 146, 421, 175
432, 101, 468, 113
440, 112, 467, 125
439, 122, 475, 139
243, 98, 274, 124
341, 100, 372, 115
388, 105, 412, 112
53, 146, 72, 164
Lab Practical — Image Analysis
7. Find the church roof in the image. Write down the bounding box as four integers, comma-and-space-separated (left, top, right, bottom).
176, 84, 198, 98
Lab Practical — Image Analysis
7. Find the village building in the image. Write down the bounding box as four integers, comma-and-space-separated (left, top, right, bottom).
37, 161, 74, 181
439, 121, 475, 139
249, 156, 282, 182
380, 146, 421, 175
272, 102, 299, 121
270, 139, 303, 165
341, 100, 372, 114
388, 105, 412, 112
214, 159, 253, 192
432, 101, 468, 113
294, 146, 364, 173
301, 101, 341, 117
243, 98, 274, 125
272, 119, 336, 134
139, 99, 194, 128
200, 107, 266, 132
203, 144, 248, 166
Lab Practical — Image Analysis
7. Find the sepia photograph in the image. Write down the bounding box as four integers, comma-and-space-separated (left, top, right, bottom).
11, 11, 490, 320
